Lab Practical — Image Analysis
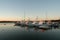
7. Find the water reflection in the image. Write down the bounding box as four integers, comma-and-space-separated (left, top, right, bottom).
0, 23, 59, 32
19, 25, 60, 33
0, 23, 60, 40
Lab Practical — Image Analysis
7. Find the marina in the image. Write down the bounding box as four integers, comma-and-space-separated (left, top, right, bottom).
14, 20, 60, 29
0, 0, 60, 40
0, 23, 59, 40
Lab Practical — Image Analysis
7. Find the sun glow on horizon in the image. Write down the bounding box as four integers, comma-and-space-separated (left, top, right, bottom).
0, 17, 59, 21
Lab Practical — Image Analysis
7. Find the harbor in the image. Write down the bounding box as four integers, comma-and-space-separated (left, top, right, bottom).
0, 23, 59, 40
0, 0, 60, 40
14, 19, 60, 30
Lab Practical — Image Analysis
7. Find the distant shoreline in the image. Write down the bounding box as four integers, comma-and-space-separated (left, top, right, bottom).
0, 21, 17, 23
0, 19, 60, 23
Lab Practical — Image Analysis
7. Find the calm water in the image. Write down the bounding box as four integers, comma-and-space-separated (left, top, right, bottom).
0, 23, 60, 40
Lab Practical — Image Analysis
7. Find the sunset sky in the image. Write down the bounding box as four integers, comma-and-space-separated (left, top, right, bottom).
0, 0, 60, 21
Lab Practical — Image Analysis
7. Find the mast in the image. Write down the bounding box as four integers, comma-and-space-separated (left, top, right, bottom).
46, 10, 47, 20
35, 16, 39, 23
24, 9, 25, 21
36, 16, 38, 21
44, 10, 48, 23
28, 17, 30, 21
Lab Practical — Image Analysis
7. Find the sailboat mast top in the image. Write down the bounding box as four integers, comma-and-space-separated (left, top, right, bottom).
45, 10, 48, 20
24, 10, 25, 21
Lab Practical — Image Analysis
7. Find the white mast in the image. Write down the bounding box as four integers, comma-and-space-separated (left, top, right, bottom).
36, 16, 38, 21
24, 9, 25, 21
46, 11, 47, 20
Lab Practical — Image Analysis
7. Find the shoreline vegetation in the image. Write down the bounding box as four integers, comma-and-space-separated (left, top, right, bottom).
0, 19, 60, 23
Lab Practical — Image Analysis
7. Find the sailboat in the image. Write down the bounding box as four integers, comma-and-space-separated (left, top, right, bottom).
26, 16, 40, 28
37, 12, 51, 29
14, 10, 51, 29
14, 10, 26, 27
33, 16, 41, 28
25, 17, 34, 28
14, 21, 21, 26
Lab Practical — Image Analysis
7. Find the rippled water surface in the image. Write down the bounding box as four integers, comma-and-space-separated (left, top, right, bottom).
0, 23, 60, 40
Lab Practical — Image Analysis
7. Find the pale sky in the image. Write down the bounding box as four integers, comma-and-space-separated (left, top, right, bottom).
0, 0, 60, 21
